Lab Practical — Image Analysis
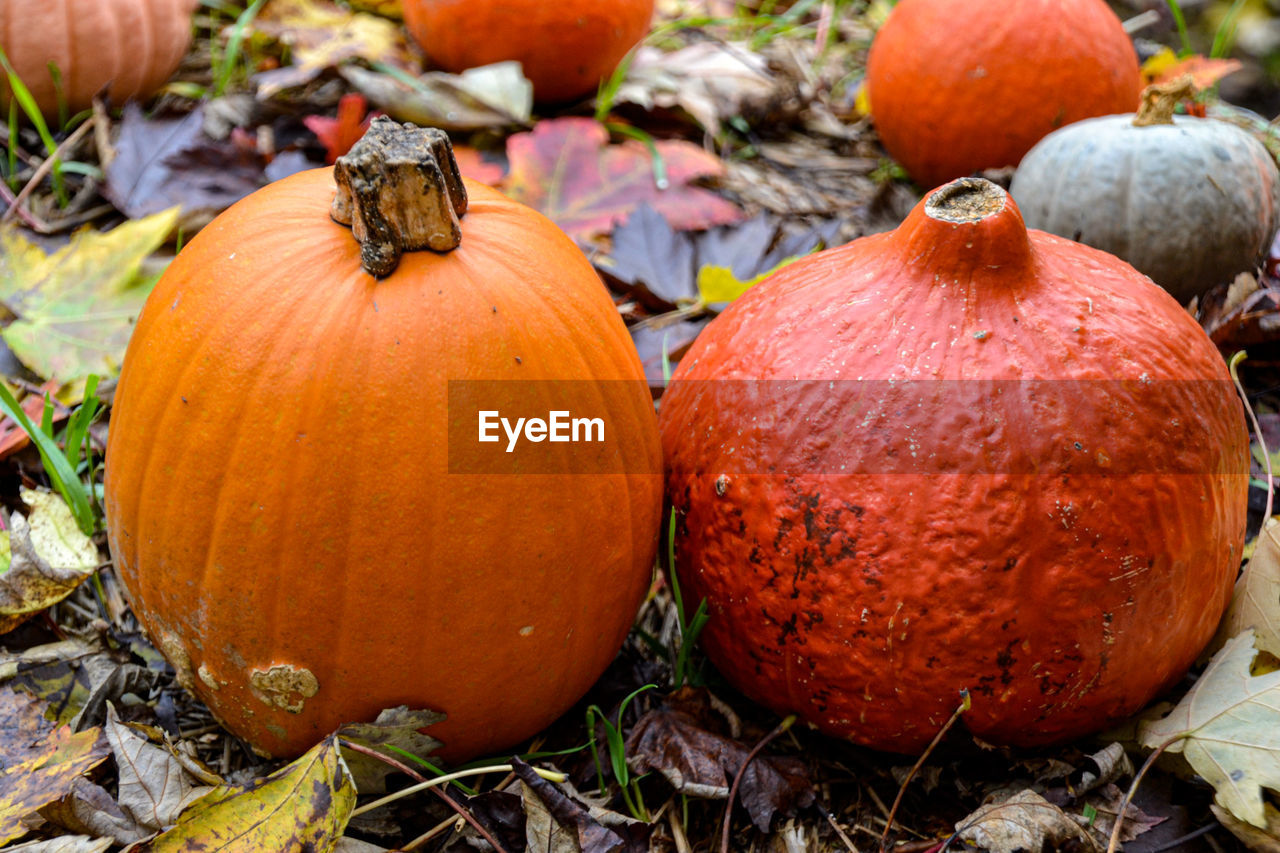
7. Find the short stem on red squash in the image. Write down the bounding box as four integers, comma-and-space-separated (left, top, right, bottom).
330, 116, 469, 278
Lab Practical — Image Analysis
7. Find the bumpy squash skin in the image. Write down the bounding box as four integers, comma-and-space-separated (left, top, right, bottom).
659, 182, 1247, 753
866, 0, 1141, 188
1010, 114, 1280, 304
104, 171, 663, 761
0, 0, 195, 115
402, 0, 654, 102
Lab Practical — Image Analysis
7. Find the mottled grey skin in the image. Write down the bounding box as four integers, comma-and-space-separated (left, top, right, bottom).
1010, 114, 1280, 303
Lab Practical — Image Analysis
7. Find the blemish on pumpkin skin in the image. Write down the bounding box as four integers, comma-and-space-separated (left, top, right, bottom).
249, 664, 319, 714
156, 629, 196, 692
198, 663, 221, 691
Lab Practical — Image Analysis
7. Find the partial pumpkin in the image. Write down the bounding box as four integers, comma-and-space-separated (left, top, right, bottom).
104, 119, 663, 761
402, 0, 654, 102
0, 0, 196, 115
659, 178, 1247, 753
1010, 78, 1280, 304
866, 0, 1141, 187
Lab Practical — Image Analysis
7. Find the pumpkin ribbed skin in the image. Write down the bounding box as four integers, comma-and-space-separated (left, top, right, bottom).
402, 0, 654, 102
1010, 114, 1280, 303
866, 0, 1141, 188
104, 169, 663, 760
659, 180, 1247, 753
0, 0, 195, 115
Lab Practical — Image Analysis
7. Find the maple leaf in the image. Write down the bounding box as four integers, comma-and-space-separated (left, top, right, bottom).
130, 735, 355, 852
1213, 517, 1280, 658
1139, 631, 1280, 828
304, 93, 377, 164
1141, 48, 1244, 90
0, 725, 109, 845
502, 118, 743, 243
453, 146, 506, 186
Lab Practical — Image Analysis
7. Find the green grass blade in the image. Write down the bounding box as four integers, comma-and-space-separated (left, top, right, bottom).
0, 383, 94, 533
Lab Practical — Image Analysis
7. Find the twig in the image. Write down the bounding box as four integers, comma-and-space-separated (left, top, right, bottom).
880, 689, 970, 851
1, 118, 92, 225
1106, 735, 1185, 853
823, 809, 862, 853
401, 814, 464, 851
719, 714, 797, 853
0, 179, 45, 230
340, 739, 430, 783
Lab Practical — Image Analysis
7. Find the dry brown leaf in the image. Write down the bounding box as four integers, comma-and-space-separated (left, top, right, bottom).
616, 43, 778, 131
954, 789, 1089, 853
1214, 517, 1280, 658
1213, 802, 1280, 853
6, 835, 113, 852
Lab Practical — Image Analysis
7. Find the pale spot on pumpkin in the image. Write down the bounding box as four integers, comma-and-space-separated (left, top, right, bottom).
519, 625, 535, 637
198, 663, 220, 691
249, 664, 319, 714
155, 629, 196, 692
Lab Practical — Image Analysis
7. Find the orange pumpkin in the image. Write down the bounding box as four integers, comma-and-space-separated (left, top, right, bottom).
402, 0, 654, 102
0, 0, 196, 115
659, 178, 1247, 752
104, 119, 663, 760
866, 0, 1141, 188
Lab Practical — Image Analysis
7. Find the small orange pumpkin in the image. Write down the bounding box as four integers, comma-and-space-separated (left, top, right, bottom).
0, 0, 196, 115
104, 119, 663, 760
402, 0, 654, 102
866, 0, 1141, 188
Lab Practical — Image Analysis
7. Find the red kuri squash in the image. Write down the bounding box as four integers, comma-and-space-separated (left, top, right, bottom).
866, 0, 1142, 188
0, 0, 196, 115
104, 119, 663, 760
659, 178, 1247, 752
402, 0, 654, 102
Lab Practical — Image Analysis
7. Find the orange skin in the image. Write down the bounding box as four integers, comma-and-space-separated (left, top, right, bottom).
659, 181, 1247, 753
104, 171, 663, 761
866, 0, 1142, 188
403, 0, 654, 102
0, 0, 195, 115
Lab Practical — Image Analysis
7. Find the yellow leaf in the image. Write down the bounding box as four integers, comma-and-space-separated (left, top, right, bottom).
696, 258, 798, 306
854, 80, 871, 117
1212, 517, 1280, 659
133, 735, 356, 853
344, 0, 403, 19
0, 488, 100, 634
0, 726, 109, 845
0, 209, 178, 388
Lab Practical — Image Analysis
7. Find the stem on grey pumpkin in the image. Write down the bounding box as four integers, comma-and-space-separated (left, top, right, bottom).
1132, 75, 1197, 128
924, 177, 1007, 223
330, 116, 468, 277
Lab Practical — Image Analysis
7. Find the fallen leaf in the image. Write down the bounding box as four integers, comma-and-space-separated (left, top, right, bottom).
954, 789, 1087, 853
104, 705, 211, 836
0, 211, 176, 386
1075, 783, 1165, 846
614, 43, 780, 131
1141, 47, 1244, 89
513, 758, 649, 853
502, 117, 743, 243
343, 0, 402, 19
0, 488, 100, 634
597, 202, 841, 311
336, 705, 444, 793
625, 692, 814, 832
340, 62, 532, 133
104, 104, 264, 231
0, 725, 109, 845
630, 318, 708, 390
250, 0, 418, 98
0, 687, 55, 772
1139, 630, 1280, 828
131, 735, 355, 852
452, 146, 505, 186
1213, 802, 1280, 853
304, 93, 377, 164
5, 834, 113, 852
1214, 517, 1280, 658
457, 790, 526, 853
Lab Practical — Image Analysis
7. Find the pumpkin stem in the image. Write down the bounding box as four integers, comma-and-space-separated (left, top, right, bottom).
924, 177, 1007, 223
1132, 75, 1197, 128
330, 116, 468, 278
